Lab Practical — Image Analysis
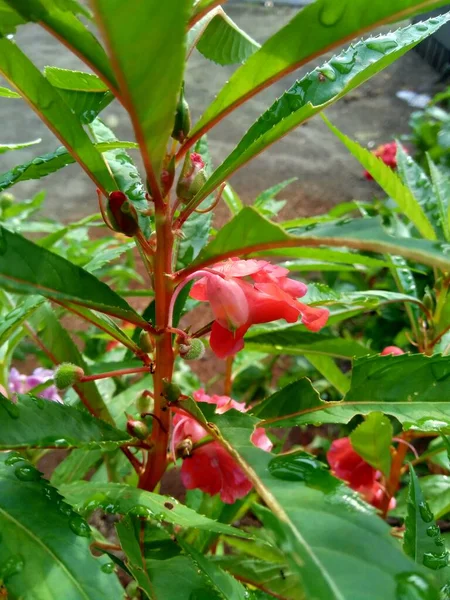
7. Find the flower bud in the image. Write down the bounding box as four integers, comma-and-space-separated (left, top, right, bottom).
126, 418, 149, 440
381, 346, 404, 356
54, 363, 85, 390
106, 191, 139, 237
0, 192, 14, 209
171, 83, 191, 143
176, 152, 207, 203
179, 338, 205, 361
162, 379, 181, 403
139, 331, 154, 353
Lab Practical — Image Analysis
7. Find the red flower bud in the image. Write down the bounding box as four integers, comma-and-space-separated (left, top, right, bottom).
106, 191, 139, 237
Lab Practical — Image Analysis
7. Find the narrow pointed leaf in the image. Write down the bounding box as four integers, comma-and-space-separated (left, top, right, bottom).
183, 207, 450, 273
428, 157, 450, 241
60, 481, 249, 537
196, 8, 260, 65
51, 449, 103, 487
0, 296, 44, 348
0, 453, 123, 599
0, 226, 145, 326
323, 115, 436, 240
5, 0, 116, 88
0, 139, 41, 154
91, 0, 188, 181
188, 2, 450, 151
0, 38, 116, 193
404, 466, 449, 571
116, 517, 154, 599
0, 393, 130, 450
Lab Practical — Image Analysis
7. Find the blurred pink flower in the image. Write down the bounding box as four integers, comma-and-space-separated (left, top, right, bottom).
172, 389, 272, 503
9, 367, 62, 403
381, 346, 404, 356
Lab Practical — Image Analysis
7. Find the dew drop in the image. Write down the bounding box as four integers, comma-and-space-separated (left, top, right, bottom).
58, 502, 73, 517
366, 37, 398, 54
330, 53, 356, 75
318, 64, 336, 81
423, 551, 449, 570
319, 0, 348, 27
69, 514, 91, 537
418, 501, 434, 523
396, 572, 435, 600
14, 465, 41, 482
415, 23, 429, 32
426, 524, 440, 538
101, 562, 115, 574
5, 452, 24, 466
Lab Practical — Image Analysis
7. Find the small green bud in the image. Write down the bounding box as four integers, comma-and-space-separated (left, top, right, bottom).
171, 82, 191, 143
0, 192, 14, 209
54, 363, 85, 390
139, 330, 154, 353
176, 152, 206, 203
423, 288, 434, 312
162, 379, 181, 403
126, 418, 149, 440
179, 338, 205, 361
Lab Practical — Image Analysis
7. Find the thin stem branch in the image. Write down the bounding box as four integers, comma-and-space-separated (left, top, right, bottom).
80, 366, 152, 382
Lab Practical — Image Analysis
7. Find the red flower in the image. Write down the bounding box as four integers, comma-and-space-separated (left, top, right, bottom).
327, 438, 395, 510
190, 258, 329, 358
381, 346, 404, 356
364, 141, 400, 180
172, 389, 272, 504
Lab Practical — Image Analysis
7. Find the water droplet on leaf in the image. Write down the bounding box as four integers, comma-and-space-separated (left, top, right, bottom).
366, 36, 398, 54
5, 452, 24, 466
319, 0, 347, 27
423, 551, 448, 570
69, 514, 91, 537
14, 465, 41, 482
418, 501, 434, 523
101, 562, 115, 574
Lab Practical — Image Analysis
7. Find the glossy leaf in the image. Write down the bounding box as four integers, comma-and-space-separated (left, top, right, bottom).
116, 517, 154, 599
185, 207, 450, 273
254, 355, 450, 433
187, 0, 450, 145
396, 476, 450, 520
91, 0, 188, 181
305, 353, 350, 395
60, 481, 249, 537
0, 296, 44, 348
0, 139, 41, 154
0, 393, 130, 450
0, 38, 116, 193
196, 8, 260, 65
428, 157, 450, 242
51, 449, 103, 487
324, 116, 436, 239
203, 408, 432, 600
6, 0, 116, 88
89, 118, 151, 237
404, 466, 449, 571
396, 145, 436, 226
187, 14, 450, 204
44, 67, 109, 92
0, 226, 145, 325
350, 412, 393, 476
0, 453, 123, 599
0, 141, 138, 192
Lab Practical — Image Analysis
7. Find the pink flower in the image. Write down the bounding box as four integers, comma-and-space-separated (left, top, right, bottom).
381, 346, 404, 356
9, 367, 62, 403
364, 141, 401, 180
172, 389, 272, 503
327, 438, 395, 510
190, 258, 329, 358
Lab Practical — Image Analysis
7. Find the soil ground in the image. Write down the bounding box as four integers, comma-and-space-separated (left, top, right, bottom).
0, 4, 444, 222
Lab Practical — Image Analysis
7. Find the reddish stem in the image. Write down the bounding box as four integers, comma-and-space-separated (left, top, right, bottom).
80, 366, 151, 382
380, 436, 410, 518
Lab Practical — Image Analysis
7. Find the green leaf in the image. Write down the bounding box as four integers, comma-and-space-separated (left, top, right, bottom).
396, 145, 435, 222
187, 15, 450, 206
0, 38, 116, 193
397, 476, 450, 520
253, 355, 450, 433
0, 296, 44, 348
323, 115, 436, 240
0, 141, 138, 192
177, 537, 248, 599
222, 183, 243, 216
305, 353, 350, 395
253, 178, 295, 218
91, 0, 188, 181
428, 157, 450, 242
214, 555, 302, 600
203, 408, 434, 600
188, 0, 450, 144
60, 481, 249, 537
0, 452, 123, 599
245, 326, 371, 359
185, 207, 450, 273
0, 138, 41, 154
0, 226, 145, 326
404, 466, 449, 570
89, 118, 151, 237
350, 412, 393, 476
0, 85, 20, 98
38, 304, 115, 424
51, 449, 103, 487
44, 67, 109, 92
0, 393, 130, 450
116, 516, 154, 599
196, 8, 260, 65
7, 0, 116, 88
